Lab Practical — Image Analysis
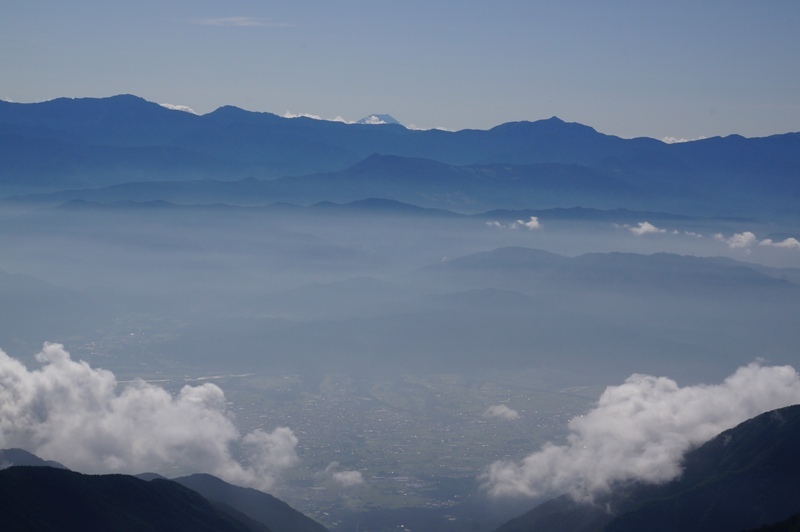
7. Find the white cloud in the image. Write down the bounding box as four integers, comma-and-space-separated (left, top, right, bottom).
629, 221, 666, 236
713, 232, 800, 252
160, 103, 198, 115
714, 231, 757, 249
485, 405, 520, 420
333, 470, 365, 487
616, 223, 706, 239
486, 217, 541, 230
0, 343, 297, 491
482, 363, 800, 502
324, 461, 365, 487
514, 216, 541, 230
759, 237, 800, 250
190, 17, 290, 28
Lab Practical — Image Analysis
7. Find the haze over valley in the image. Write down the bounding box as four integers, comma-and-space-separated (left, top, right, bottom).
0, 92, 799, 530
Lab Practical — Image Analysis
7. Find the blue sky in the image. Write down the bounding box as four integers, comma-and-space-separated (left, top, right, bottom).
2, 1, 799, 140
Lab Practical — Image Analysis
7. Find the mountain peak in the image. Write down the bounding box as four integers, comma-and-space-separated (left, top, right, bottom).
356, 114, 401, 126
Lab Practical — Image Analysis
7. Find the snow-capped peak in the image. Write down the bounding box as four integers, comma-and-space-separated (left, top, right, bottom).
357, 114, 401, 125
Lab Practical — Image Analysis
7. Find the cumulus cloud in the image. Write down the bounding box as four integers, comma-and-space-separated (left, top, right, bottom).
487, 217, 541, 230
712, 232, 800, 252
514, 217, 541, 230
628, 221, 667, 236
333, 470, 365, 487
714, 231, 757, 249
760, 237, 800, 250
614, 223, 706, 240
485, 405, 520, 420
482, 363, 800, 502
160, 103, 198, 115
0, 343, 297, 491
324, 461, 365, 487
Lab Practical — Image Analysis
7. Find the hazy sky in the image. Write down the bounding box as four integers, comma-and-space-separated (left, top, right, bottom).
2, 1, 799, 140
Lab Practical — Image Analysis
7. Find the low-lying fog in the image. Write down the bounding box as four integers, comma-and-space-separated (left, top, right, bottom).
1, 199, 799, 530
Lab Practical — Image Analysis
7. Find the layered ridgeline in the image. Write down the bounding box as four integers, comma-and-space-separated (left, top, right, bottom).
1, 95, 799, 217
494, 404, 800, 532
0, 450, 327, 532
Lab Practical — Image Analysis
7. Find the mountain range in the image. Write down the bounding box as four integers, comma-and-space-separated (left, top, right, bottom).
2, 95, 798, 217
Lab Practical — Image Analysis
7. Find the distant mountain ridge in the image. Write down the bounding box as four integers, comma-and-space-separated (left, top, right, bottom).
3, 155, 648, 212
0, 448, 67, 469
1, 95, 798, 217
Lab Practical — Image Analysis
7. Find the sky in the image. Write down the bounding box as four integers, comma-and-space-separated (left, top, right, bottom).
1, 1, 799, 140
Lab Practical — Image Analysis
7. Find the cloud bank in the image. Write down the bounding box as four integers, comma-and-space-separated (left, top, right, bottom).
483, 363, 800, 502
0, 343, 297, 491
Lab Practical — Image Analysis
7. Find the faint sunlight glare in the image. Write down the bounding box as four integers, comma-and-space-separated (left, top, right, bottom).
0, 343, 298, 491
482, 363, 800, 502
